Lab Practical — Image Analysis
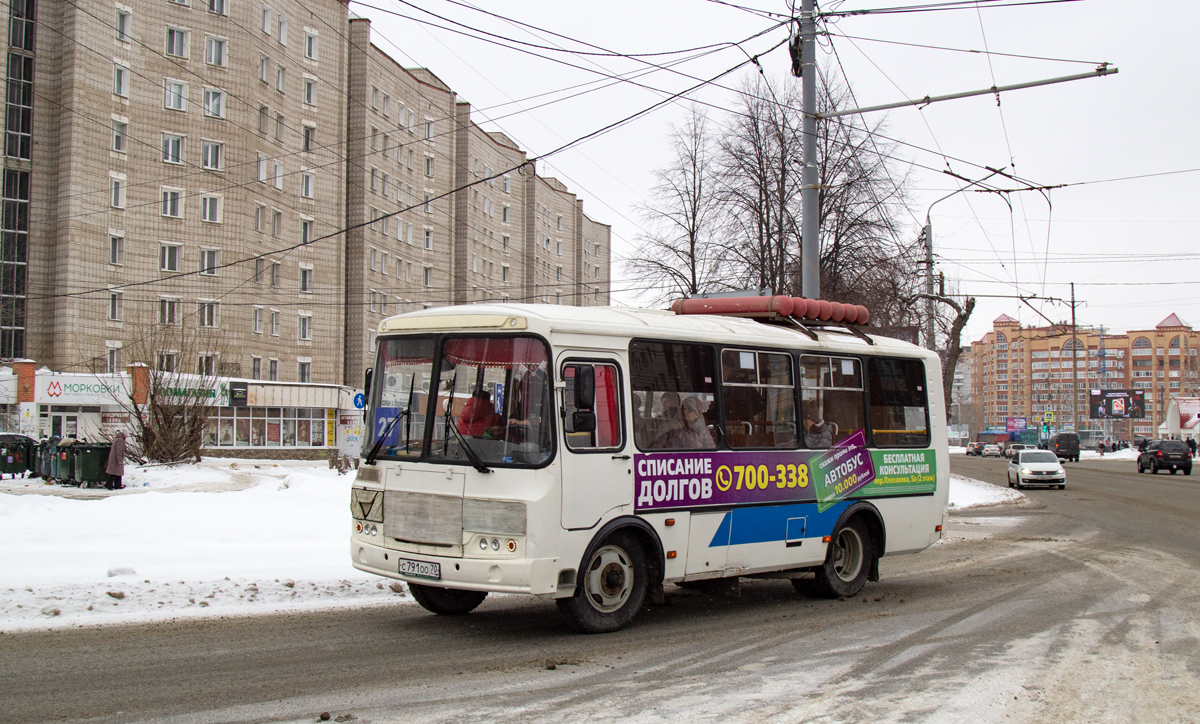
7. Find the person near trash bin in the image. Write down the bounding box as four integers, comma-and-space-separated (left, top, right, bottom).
1189, 437, 1197, 459
105, 431, 126, 490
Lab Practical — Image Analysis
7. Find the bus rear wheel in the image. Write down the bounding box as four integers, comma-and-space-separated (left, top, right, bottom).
408, 583, 488, 615
802, 518, 873, 599
557, 532, 647, 634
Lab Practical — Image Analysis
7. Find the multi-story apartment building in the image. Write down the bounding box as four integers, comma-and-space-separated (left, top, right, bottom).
3, 4, 610, 387
966, 313, 1200, 437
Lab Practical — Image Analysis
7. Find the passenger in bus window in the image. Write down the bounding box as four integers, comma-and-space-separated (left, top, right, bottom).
658, 391, 681, 427
803, 402, 834, 449
457, 388, 501, 437
651, 396, 715, 449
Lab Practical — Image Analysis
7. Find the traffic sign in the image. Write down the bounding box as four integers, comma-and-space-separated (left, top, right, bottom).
353, 392, 366, 409
1044, 412, 1054, 422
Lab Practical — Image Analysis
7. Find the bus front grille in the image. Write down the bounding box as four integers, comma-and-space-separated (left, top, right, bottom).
383, 491, 462, 546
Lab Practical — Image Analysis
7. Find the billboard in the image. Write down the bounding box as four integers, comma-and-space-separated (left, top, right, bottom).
1088, 389, 1145, 419
1005, 416, 1028, 432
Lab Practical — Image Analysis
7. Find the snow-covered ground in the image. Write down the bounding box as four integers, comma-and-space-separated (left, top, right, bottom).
0, 461, 1022, 633
950, 446, 1143, 462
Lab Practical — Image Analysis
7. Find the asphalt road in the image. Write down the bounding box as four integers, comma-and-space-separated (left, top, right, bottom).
3, 456, 1199, 723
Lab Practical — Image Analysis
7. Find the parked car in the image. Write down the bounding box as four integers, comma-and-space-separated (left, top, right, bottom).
1137, 440, 1193, 475
1004, 443, 1030, 458
1008, 449, 1066, 489
982, 444, 1002, 458
1048, 432, 1081, 462
966, 442, 985, 456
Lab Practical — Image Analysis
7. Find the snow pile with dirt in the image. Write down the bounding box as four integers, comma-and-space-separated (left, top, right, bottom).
0, 461, 1020, 632
948, 473, 1024, 508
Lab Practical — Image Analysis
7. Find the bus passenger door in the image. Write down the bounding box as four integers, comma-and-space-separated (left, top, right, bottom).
559, 356, 632, 530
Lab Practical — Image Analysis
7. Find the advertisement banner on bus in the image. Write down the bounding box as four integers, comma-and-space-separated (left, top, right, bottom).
1089, 389, 1145, 418
633, 431, 936, 513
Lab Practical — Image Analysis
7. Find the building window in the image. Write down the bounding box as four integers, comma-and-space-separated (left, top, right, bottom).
268, 359, 278, 381
160, 243, 180, 272
556, 265, 562, 281
208, 0, 226, 14
260, 55, 270, 83
276, 65, 286, 93
303, 78, 316, 105
161, 189, 183, 218
198, 301, 219, 328
109, 234, 124, 265
304, 32, 318, 60
300, 219, 313, 244
300, 172, 314, 198
272, 211, 282, 238
274, 113, 284, 141
556, 240, 562, 256
299, 267, 312, 292
270, 262, 280, 287
423, 193, 431, 213
302, 126, 314, 151
199, 248, 219, 275
257, 153, 268, 181
425, 118, 434, 140
115, 10, 131, 41
269, 310, 280, 336
164, 79, 187, 110
162, 134, 183, 164
423, 229, 433, 250
251, 357, 262, 379
113, 65, 129, 97
202, 141, 223, 170
503, 175, 510, 193
106, 347, 121, 374
204, 37, 227, 66
298, 361, 311, 383
159, 297, 179, 325
261, 4, 272, 33
277, 15, 288, 45
165, 28, 189, 58
502, 235, 509, 252
197, 354, 217, 376
424, 156, 433, 177
201, 195, 221, 223
423, 267, 432, 287
273, 162, 284, 189
502, 205, 510, 223
203, 89, 225, 117
157, 353, 177, 373
298, 315, 311, 341
108, 291, 122, 321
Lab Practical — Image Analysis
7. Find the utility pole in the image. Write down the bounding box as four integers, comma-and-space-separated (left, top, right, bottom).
799, 0, 819, 299
1070, 282, 1078, 433
923, 224, 935, 350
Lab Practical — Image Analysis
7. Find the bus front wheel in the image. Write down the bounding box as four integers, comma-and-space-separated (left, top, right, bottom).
408, 583, 488, 615
557, 532, 648, 634
803, 518, 873, 599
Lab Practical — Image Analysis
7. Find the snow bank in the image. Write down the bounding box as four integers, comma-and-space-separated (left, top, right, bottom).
948, 473, 1024, 509
0, 465, 405, 632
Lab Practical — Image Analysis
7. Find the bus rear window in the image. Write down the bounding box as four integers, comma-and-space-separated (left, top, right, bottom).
630, 341, 716, 451
867, 357, 929, 448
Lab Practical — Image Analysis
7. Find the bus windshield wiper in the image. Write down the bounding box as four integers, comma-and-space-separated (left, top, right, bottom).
444, 411, 492, 474
365, 408, 410, 465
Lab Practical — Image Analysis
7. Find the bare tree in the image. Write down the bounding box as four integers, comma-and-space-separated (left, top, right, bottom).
623, 106, 726, 305
102, 305, 231, 463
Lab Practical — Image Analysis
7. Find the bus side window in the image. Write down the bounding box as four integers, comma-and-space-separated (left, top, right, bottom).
563, 362, 623, 450
630, 341, 717, 451
721, 349, 796, 449
799, 355, 865, 449
868, 357, 930, 447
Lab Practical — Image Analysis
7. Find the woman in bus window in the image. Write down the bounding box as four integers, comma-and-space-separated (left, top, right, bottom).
457, 389, 501, 437
651, 396, 715, 449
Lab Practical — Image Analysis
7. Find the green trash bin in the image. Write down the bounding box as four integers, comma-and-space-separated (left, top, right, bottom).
0, 435, 33, 479
73, 443, 112, 489
38, 437, 58, 480
52, 438, 77, 484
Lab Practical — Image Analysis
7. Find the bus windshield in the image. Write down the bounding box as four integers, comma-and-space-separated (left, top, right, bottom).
368, 334, 553, 466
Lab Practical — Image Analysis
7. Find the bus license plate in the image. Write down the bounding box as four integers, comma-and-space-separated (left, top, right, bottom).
397, 558, 440, 580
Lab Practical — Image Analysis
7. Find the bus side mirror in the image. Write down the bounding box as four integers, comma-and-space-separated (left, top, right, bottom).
574, 365, 595, 410
364, 368, 373, 398
572, 411, 597, 433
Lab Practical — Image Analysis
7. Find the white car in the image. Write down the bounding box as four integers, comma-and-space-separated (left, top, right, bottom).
1008, 450, 1066, 490
982, 444, 1002, 457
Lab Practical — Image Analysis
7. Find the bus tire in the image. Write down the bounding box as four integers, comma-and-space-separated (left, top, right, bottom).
810, 518, 873, 599
407, 583, 487, 615
556, 532, 647, 634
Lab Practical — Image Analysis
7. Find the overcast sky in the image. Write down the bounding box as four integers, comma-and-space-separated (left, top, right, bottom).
351, 0, 1199, 342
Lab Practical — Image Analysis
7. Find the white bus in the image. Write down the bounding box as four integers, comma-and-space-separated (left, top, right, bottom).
350, 300, 947, 633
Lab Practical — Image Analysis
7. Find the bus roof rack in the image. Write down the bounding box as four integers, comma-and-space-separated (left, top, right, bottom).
670, 295, 875, 345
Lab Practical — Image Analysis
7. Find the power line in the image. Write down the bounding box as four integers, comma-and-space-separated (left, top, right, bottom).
821, 0, 1089, 17
824, 30, 1104, 65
